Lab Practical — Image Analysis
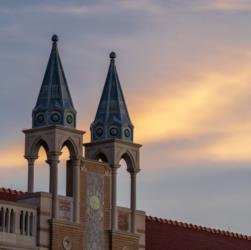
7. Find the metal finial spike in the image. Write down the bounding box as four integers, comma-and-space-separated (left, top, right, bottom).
110, 51, 116, 60
51, 34, 58, 43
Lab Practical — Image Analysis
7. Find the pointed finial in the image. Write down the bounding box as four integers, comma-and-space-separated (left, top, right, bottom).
51, 34, 58, 43
110, 51, 116, 60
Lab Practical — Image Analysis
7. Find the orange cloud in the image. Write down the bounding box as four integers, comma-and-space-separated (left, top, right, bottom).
201, 0, 251, 11
0, 146, 25, 168
131, 53, 251, 162
0, 143, 71, 169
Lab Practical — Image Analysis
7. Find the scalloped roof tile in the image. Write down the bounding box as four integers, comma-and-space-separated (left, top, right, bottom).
0, 187, 26, 201
146, 215, 251, 249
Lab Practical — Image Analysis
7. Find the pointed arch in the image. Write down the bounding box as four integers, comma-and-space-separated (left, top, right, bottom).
32, 137, 50, 193
119, 151, 135, 173
95, 151, 108, 163
61, 137, 79, 159
31, 137, 49, 158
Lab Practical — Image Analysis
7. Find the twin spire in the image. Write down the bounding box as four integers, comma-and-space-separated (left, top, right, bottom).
91, 52, 134, 141
33, 35, 133, 142
32, 35, 76, 128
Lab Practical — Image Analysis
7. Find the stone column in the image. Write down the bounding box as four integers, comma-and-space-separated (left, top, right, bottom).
26, 157, 36, 193
130, 171, 137, 233
72, 158, 80, 223
33, 214, 37, 237
111, 165, 119, 230
47, 152, 60, 219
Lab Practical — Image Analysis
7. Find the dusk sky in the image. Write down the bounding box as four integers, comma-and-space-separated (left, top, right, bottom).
0, 0, 251, 235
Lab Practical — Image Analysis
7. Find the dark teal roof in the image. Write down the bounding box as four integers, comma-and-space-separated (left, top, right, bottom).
91, 52, 134, 141
32, 35, 76, 128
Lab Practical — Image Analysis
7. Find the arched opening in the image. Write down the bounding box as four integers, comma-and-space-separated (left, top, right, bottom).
20, 211, 24, 234
5, 208, 9, 232
29, 213, 33, 236
117, 158, 131, 208
58, 139, 78, 197
24, 211, 28, 235
10, 209, 15, 233
34, 145, 49, 192
58, 146, 70, 196
96, 152, 108, 163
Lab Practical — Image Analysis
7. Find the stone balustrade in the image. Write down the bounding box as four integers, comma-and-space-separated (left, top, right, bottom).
0, 200, 37, 247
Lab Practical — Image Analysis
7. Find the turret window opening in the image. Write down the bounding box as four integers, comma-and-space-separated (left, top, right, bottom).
117, 159, 130, 209
34, 143, 49, 192
58, 145, 69, 196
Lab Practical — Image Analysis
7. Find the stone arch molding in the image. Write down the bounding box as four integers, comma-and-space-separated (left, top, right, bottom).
118, 150, 136, 173
25, 133, 82, 160
59, 137, 81, 160
92, 147, 139, 173
94, 150, 109, 163
26, 136, 50, 159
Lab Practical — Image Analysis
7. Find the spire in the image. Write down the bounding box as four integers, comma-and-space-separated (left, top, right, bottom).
91, 52, 134, 142
32, 35, 76, 128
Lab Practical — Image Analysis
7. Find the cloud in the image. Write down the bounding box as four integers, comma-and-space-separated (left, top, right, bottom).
131, 51, 251, 163
0, 143, 71, 169
0, 0, 162, 16
201, 0, 251, 12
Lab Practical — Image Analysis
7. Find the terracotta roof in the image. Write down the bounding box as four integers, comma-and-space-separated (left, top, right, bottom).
146, 216, 251, 241
146, 216, 251, 250
0, 187, 26, 201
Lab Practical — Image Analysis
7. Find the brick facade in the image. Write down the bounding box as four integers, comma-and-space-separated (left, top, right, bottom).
111, 231, 140, 250
50, 219, 82, 250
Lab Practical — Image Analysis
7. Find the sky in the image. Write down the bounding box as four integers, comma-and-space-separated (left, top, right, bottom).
0, 0, 251, 235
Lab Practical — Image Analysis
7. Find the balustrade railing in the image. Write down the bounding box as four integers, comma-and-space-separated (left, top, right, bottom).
0, 200, 37, 246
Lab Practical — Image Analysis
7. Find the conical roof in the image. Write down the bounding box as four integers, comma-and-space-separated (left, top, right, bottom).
32, 35, 76, 128
91, 52, 133, 141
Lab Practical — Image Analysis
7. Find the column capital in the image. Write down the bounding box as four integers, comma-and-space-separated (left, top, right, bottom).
110, 164, 120, 170
129, 168, 140, 175
70, 157, 82, 165
47, 151, 61, 164
24, 156, 38, 163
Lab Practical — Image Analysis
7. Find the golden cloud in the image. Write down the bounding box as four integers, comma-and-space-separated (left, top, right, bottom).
201, 0, 251, 11
0, 144, 71, 169
132, 57, 251, 162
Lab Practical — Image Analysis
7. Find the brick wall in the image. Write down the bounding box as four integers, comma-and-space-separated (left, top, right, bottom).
50, 219, 82, 250
111, 231, 140, 250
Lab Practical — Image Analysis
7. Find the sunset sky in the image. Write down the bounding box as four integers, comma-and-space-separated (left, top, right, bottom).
0, 0, 251, 235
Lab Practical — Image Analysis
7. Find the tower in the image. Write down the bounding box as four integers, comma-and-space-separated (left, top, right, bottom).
85, 52, 141, 239
23, 35, 84, 223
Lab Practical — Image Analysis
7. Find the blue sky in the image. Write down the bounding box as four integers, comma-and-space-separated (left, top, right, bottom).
0, 0, 251, 235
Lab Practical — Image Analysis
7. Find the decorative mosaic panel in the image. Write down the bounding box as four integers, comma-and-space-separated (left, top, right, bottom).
85, 172, 104, 250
